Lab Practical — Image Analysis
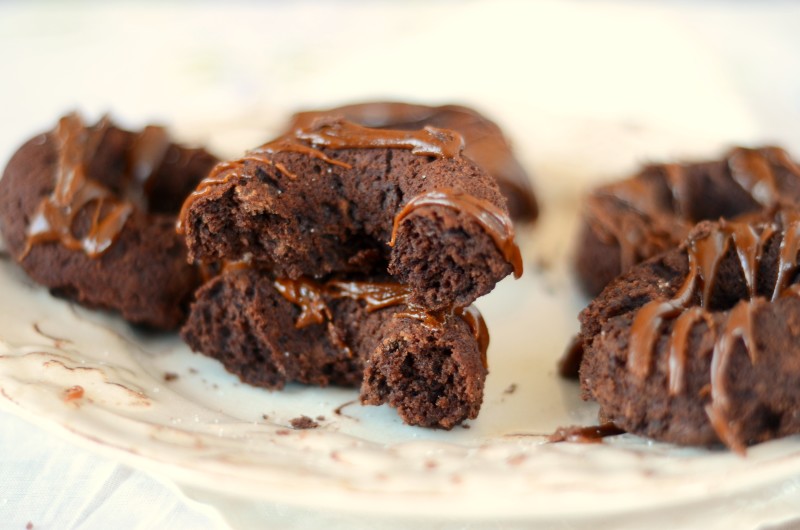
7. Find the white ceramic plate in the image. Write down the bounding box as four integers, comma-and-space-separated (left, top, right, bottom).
3, 206, 800, 526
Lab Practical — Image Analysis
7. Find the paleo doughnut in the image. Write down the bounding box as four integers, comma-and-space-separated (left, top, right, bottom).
291, 101, 539, 222
180, 115, 522, 311
579, 212, 800, 451
181, 265, 488, 429
0, 113, 218, 329
575, 146, 800, 296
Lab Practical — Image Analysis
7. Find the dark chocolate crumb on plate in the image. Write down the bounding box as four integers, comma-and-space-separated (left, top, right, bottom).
548, 422, 625, 444
163, 372, 178, 382
503, 383, 517, 395
290, 415, 319, 429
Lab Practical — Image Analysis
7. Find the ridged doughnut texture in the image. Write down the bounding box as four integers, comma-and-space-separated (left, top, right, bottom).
575, 147, 800, 296
181, 118, 520, 310
0, 114, 218, 329
579, 214, 800, 451
181, 266, 488, 429
291, 101, 539, 222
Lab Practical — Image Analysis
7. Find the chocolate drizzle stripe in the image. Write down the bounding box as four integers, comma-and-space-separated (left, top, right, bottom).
628, 251, 699, 378
695, 228, 728, 305
728, 148, 779, 207
283, 115, 464, 158
457, 305, 490, 370
662, 163, 689, 218
667, 307, 711, 396
273, 277, 332, 329
326, 280, 411, 312
774, 211, 800, 300
270, 276, 489, 362
389, 189, 523, 278
23, 114, 133, 258
22, 114, 174, 259
130, 125, 171, 193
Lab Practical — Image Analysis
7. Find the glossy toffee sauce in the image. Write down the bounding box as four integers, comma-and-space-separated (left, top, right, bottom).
585, 147, 800, 273
22, 114, 171, 258
176, 117, 521, 276
624, 212, 800, 451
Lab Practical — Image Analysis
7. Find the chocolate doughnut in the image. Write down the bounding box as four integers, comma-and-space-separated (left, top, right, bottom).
291, 101, 539, 222
180, 115, 522, 311
575, 147, 800, 296
181, 265, 488, 429
0, 113, 218, 329
579, 212, 800, 451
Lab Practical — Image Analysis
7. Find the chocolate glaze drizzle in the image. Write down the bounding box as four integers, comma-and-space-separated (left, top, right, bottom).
280, 114, 465, 159
586, 147, 800, 274
23, 113, 171, 259
389, 188, 523, 278
272, 276, 489, 365
625, 212, 800, 451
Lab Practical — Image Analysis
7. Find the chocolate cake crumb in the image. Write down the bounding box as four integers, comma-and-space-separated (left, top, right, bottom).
503, 383, 517, 395
316, 415, 325, 421
461, 424, 471, 429
262, 414, 269, 420
290, 415, 319, 429
163, 372, 178, 382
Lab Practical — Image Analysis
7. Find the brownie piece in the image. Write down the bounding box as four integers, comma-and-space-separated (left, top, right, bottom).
575, 147, 800, 296
291, 101, 539, 222
180, 117, 521, 310
579, 214, 800, 450
0, 113, 218, 329
181, 265, 488, 429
